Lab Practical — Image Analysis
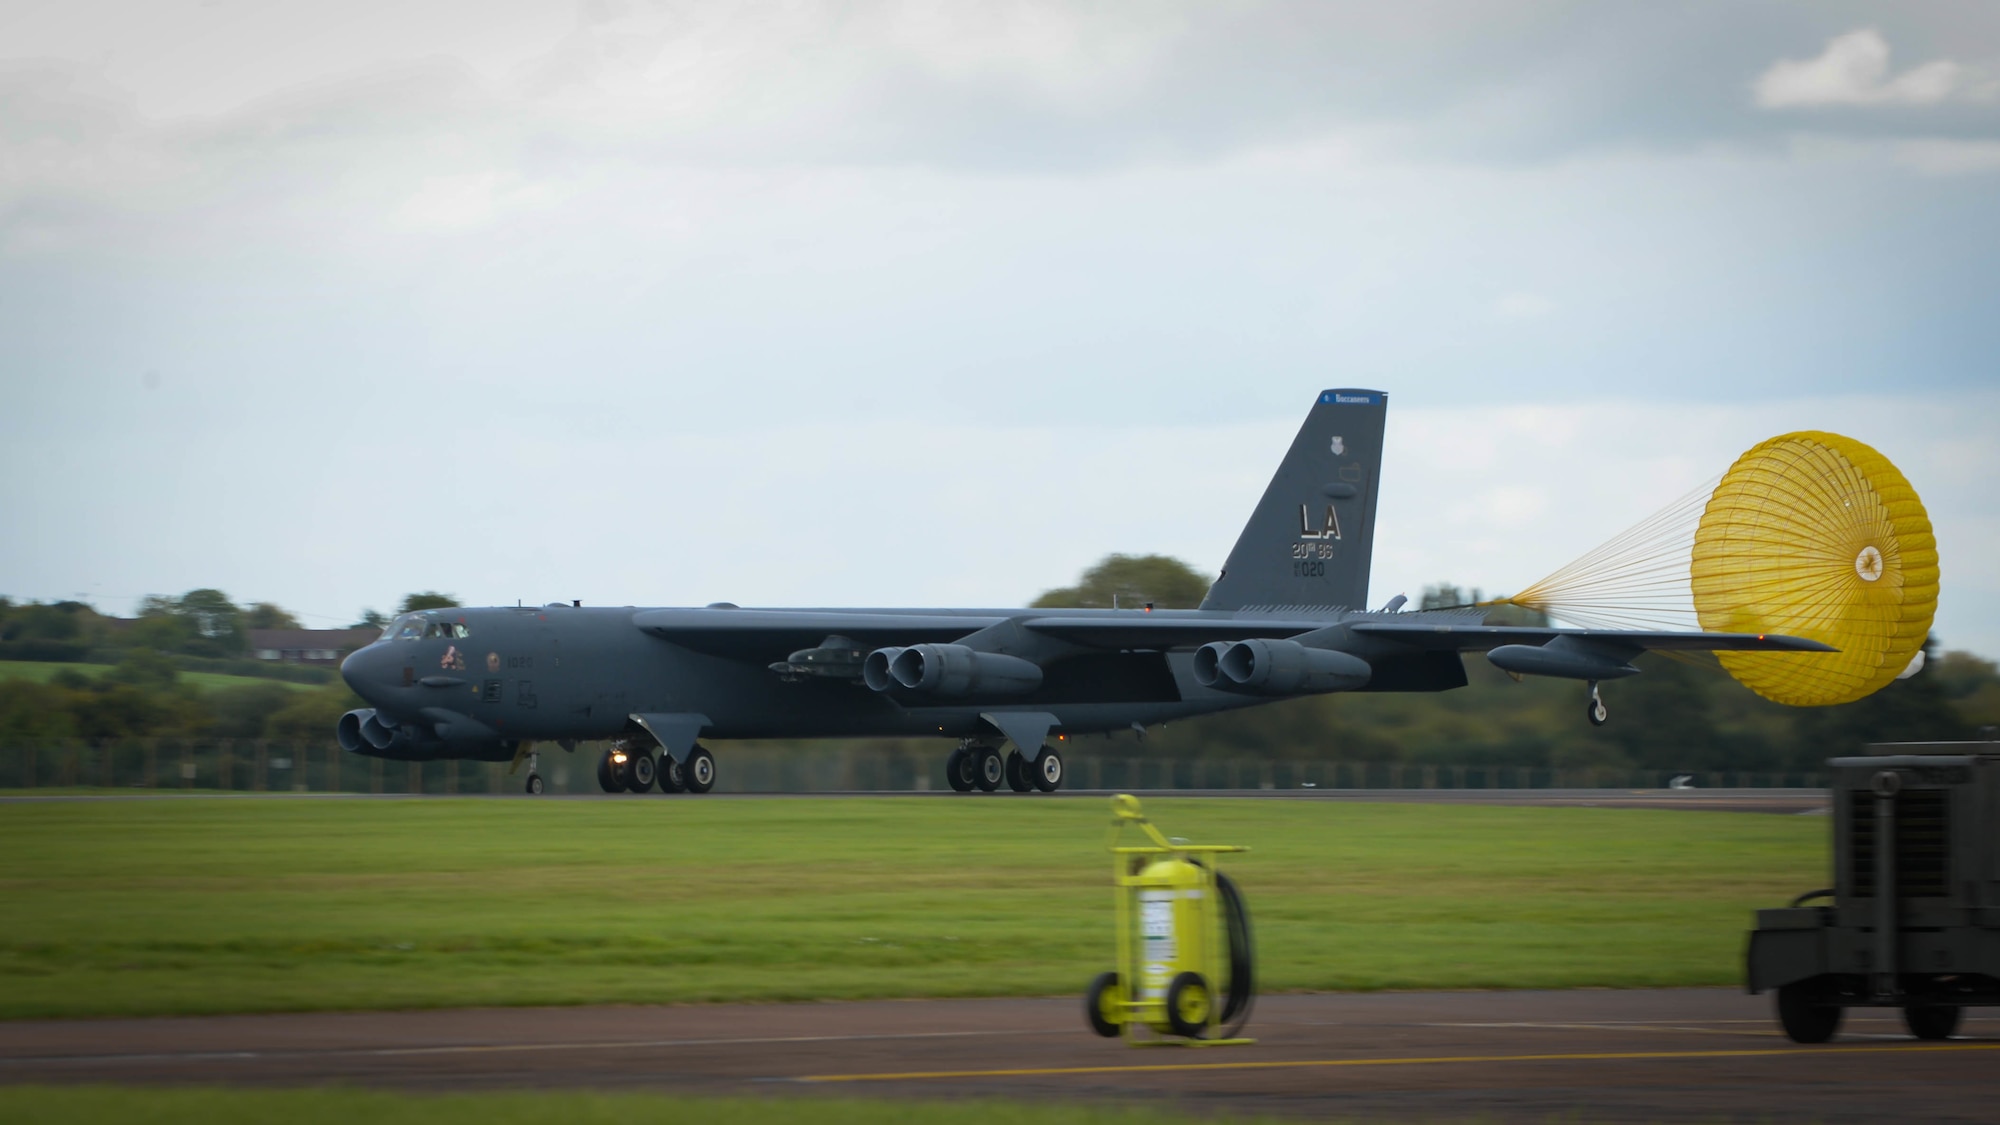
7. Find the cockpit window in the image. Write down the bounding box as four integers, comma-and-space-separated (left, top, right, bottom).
422, 621, 471, 639
393, 615, 425, 641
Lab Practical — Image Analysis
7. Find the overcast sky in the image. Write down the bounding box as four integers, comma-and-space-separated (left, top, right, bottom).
2, 2, 1996, 656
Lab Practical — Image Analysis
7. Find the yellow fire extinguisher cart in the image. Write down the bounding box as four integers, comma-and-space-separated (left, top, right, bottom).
1085, 794, 1256, 1045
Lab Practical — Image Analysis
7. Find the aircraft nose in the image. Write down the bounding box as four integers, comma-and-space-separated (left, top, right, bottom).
340, 643, 394, 703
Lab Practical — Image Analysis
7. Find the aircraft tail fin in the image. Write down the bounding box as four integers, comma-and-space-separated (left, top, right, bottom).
1200, 389, 1387, 612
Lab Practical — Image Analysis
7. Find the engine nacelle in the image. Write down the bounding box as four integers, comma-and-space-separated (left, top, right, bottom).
868, 643, 1043, 697
1194, 638, 1371, 696
862, 646, 905, 692
336, 708, 371, 753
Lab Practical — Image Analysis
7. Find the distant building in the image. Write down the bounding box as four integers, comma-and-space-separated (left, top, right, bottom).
247, 628, 381, 665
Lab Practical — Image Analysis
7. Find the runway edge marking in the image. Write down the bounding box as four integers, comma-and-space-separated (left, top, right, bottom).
796, 1042, 2000, 1083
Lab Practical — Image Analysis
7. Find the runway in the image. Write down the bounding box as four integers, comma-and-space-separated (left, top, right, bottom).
0, 787, 1827, 814
4, 989, 1991, 1122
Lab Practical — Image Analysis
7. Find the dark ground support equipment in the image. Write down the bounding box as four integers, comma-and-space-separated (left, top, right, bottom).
1748, 740, 2000, 1043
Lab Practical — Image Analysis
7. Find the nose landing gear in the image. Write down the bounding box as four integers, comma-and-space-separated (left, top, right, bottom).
595, 741, 718, 796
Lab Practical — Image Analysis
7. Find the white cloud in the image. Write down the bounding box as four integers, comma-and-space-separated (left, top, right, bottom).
1755, 28, 1998, 109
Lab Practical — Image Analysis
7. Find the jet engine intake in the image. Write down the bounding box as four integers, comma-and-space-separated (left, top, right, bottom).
862, 647, 905, 692
879, 643, 1043, 697
361, 711, 411, 752
337, 709, 372, 753
1194, 638, 1371, 696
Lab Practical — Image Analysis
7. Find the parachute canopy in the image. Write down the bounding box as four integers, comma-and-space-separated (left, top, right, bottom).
1690, 431, 1937, 707
1495, 430, 1937, 708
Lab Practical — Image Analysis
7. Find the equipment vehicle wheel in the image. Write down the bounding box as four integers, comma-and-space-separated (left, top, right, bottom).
1775, 981, 1843, 1043
974, 746, 1005, 792
1005, 750, 1034, 792
657, 755, 687, 793
1164, 971, 1212, 1039
626, 751, 657, 793
1033, 750, 1063, 792
525, 773, 543, 795
945, 747, 976, 792
1904, 1004, 1961, 1040
1085, 971, 1123, 1038
684, 746, 717, 794
596, 750, 621, 793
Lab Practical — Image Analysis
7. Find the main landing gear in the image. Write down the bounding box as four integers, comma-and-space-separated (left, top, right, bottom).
947, 740, 1063, 794
524, 749, 543, 795
596, 742, 719, 796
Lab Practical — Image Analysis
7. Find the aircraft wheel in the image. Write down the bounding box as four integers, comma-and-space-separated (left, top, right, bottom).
944, 747, 976, 792
1164, 971, 1212, 1039
1775, 981, 1843, 1044
626, 751, 657, 793
684, 746, 717, 794
1034, 750, 1063, 793
1005, 750, 1034, 792
974, 746, 1004, 792
525, 773, 543, 796
1085, 971, 1123, 1038
1904, 1004, 1961, 1040
1586, 682, 1608, 727
596, 750, 621, 793
658, 754, 687, 793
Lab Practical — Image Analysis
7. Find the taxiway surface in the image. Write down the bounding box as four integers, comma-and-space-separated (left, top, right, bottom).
4, 989, 1990, 1122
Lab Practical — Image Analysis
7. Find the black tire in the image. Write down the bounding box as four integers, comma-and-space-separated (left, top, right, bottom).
1775, 981, 1843, 1044
1164, 971, 1212, 1039
657, 755, 687, 793
1587, 698, 1609, 726
1904, 1004, 1961, 1040
525, 773, 543, 795
974, 746, 1004, 792
1005, 750, 1034, 792
627, 751, 657, 793
1033, 750, 1063, 793
596, 750, 621, 793
945, 747, 975, 792
1085, 971, 1123, 1038
684, 746, 717, 794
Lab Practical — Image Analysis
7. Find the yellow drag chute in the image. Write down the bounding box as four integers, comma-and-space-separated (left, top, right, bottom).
1690, 431, 1937, 707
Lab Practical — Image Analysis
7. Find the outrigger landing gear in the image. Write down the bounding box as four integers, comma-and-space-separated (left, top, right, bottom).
1586, 680, 1609, 727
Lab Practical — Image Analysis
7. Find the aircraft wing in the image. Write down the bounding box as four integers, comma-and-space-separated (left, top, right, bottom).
632, 609, 1008, 659
1015, 615, 1334, 650
1345, 622, 1834, 653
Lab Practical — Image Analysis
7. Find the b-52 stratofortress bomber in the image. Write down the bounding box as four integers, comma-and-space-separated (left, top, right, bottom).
337, 390, 1829, 795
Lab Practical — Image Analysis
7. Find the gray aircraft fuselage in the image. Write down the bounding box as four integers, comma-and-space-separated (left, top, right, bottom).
336, 389, 1829, 791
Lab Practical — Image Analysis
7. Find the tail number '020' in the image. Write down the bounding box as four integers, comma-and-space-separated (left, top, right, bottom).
1293, 559, 1326, 578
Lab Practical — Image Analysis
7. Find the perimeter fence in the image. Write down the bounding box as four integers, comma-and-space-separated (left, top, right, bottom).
0, 740, 1828, 795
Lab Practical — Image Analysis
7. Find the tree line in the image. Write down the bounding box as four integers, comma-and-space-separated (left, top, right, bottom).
3, 561, 1997, 771
0, 590, 461, 745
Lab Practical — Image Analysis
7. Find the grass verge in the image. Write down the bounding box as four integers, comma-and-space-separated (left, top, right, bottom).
0, 796, 1823, 1019
0, 660, 318, 693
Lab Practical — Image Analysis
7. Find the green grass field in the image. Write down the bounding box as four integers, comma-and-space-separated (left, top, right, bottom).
0, 660, 318, 693
0, 1087, 1266, 1125
0, 796, 1826, 1020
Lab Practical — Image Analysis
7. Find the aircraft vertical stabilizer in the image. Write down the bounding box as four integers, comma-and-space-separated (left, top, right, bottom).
1200, 389, 1387, 612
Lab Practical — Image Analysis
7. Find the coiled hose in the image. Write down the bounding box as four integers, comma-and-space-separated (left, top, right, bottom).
1216, 870, 1256, 1038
